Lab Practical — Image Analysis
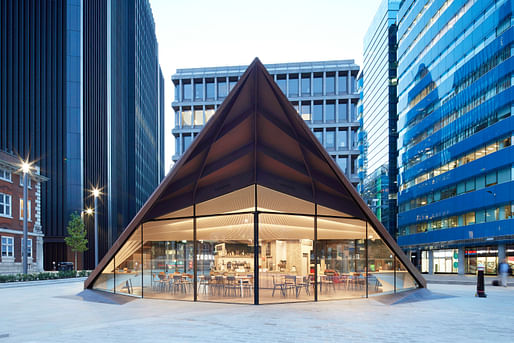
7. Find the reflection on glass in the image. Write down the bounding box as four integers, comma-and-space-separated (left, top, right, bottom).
205, 107, 215, 123
181, 108, 192, 127
368, 227, 394, 295
289, 75, 299, 96
197, 214, 254, 304
301, 103, 311, 121
277, 75, 286, 94
217, 79, 227, 99
326, 74, 335, 94
194, 81, 203, 100
92, 259, 115, 293
259, 214, 314, 303
313, 74, 323, 95
313, 103, 322, 122
194, 109, 203, 126
301, 74, 310, 95
396, 257, 418, 292
338, 74, 347, 93
338, 102, 347, 122
317, 217, 366, 300
183, 82, 192, 100
206, 80, 215, 99
142, 219, 194, 300
326, 102, 335, 122
115, 227, 142, 297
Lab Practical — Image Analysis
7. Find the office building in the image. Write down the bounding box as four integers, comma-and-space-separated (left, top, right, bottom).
359, 0, 401, 237
396, 0, 514, 274
172, 60, 360, 186
83, 0, 165, 269
0, 0, 164, 270
86, 59, 424, 303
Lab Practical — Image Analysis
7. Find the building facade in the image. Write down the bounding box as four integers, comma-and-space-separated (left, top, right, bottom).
0, 0, 164, 270
0, 151, 46, 274
396, 0, 514, 275
83, 0, 165, 269
172, 60, 360, 186
359, 0, 401, 237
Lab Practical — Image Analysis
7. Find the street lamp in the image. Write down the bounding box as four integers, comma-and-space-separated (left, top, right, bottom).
20, 160, 32, 275
91, 188, 101, 267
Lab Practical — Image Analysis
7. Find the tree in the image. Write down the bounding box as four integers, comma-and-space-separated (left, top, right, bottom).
64, 212, 88, 271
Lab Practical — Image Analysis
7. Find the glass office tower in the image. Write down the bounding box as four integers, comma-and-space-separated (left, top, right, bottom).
360, 0, 401, 236
172, 60, 361, 186
396, 0, 514, 274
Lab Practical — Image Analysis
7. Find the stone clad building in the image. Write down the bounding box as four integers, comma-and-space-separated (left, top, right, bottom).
0, 151, 47, 274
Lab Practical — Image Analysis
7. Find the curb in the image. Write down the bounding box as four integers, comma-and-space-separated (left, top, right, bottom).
0, 277, 87, 289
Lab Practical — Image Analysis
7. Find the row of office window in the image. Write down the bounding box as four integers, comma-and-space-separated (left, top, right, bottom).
1, 236, 32, 259
401, 104, 511, 182
0, 193, 32, 220
174, 72, 357, 102
399, 202, 514, 236
405, 74, 511, 150
176, 101, 358, 128
400, 135, 511, 191
313, 128, 359, 151
399, 165, 513, 213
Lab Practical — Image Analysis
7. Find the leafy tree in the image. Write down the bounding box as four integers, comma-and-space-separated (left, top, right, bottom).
64, 212, 88, 271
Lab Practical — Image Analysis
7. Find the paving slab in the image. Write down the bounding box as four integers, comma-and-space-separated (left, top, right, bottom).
1, 280, 513, 342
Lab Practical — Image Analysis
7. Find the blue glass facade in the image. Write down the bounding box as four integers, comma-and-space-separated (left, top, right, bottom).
360, 0, 400, 236
397, 0, 514, 274
172, 60, 361, 186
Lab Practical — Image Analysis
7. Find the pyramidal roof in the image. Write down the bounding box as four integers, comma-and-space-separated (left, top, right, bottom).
85, 58, 426, 289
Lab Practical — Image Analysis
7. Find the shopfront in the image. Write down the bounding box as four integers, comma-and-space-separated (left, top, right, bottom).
465, 247, 498, 275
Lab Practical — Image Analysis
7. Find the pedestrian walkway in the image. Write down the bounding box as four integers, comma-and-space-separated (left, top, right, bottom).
423, 273, 514, 286
0, 277, 87, 289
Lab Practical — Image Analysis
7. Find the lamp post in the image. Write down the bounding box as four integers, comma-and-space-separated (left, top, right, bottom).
92, 188, 100, 267
21, 161, 31, 275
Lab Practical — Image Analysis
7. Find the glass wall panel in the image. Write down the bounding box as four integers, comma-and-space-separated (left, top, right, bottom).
206, 79, 215, 99
326, 102, 335, 122
276, 75, 286, 94
194, 108, 203, 126
257, 185, 315, 214
326, 130, 335, 150
92, 259, 115, 293
196, 186, 255, 216
301, 102, 311, 121
368, 226, 395, 295
313, 74, 323, 95
317, 217, 366, 300
197, 214, 254, 304
183, 81, 192, 100
338, 101, 347, 121
338, 74, 347, 93
395, 257, 417, 292
194, 80, 203, 100
259, 214, 314, 303
181, 108, 192, 127
313, 102, 323, 122
205, 106, 215, 123
142, 219, 194, 300
337, 129, 347, 149
114, 227, 142, 297
217, 78, 227, 99
326, 74, 335, 94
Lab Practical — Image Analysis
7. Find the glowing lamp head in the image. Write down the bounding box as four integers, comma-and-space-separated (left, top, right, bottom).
21, 162, 31, 174
86, 208, 93, 215
92, 188, 100, 198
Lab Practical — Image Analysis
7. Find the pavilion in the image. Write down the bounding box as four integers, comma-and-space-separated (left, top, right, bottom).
85, 58, 425, 304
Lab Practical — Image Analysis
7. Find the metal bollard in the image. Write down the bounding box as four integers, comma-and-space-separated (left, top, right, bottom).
475, 264, 487, 298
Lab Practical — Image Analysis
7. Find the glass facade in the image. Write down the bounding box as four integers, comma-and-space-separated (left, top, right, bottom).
171, 61, 361, 186
92, 186, 418, 302
397, 0, 514, 273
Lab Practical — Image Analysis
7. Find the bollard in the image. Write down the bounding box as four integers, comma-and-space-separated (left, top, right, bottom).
475, 264, 487, 298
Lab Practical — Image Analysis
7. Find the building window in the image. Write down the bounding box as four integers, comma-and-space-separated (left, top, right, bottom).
337, 129, 347, 149
194, 80, 203, 100
229, 77, 238, 92
183, 134, 192, 152
351, 156, 358, 175
194, 107, 204, 126
325, 102, 335, 122
217, 78, 227, 99
276, 75, 286, 94
183, 81, 192, 100
0, 193, 12, 217
301, 102, 311, 121
288, 74, 299, 96
313, 73, 323, 95
313, 102, 323, 123
314, 129, 323, 144
19, 199, 31, 221
338, 74, 347, 93
326, 129, 335, 150
205, 106, 215, 123
337, 157, 347, 174
350, 75, 356, 93
301, 74, 310, 95
22, 238, 32, 259
0, 168, 11, 182
350, 103, 357, 121
174, 83, 180, 101
1, 236, 14, 258
338, 101, 347, 121
326, 73, 335, 95
205, 79, 215, 100
181, 107, 192, 127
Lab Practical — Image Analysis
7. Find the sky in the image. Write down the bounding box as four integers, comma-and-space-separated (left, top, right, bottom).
149, 0, 383, 172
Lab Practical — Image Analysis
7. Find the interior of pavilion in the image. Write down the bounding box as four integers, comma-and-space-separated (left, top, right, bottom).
92, 185, 418, 304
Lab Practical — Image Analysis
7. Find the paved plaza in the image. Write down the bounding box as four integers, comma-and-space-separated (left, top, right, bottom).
1, 279, 513, 342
